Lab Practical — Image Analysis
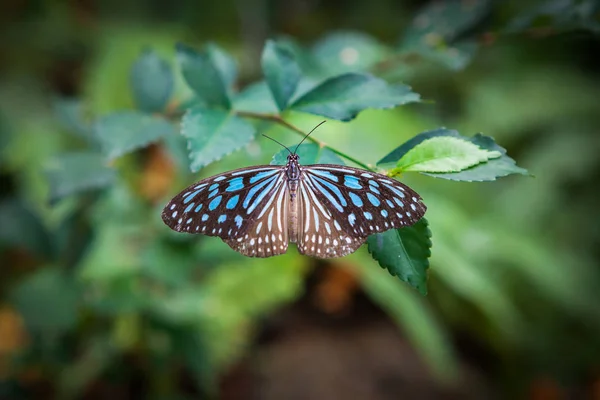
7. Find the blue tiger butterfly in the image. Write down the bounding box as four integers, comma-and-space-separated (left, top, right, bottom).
162, 123, 427, 258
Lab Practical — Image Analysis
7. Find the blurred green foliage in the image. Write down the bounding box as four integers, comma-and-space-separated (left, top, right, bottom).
1, 0, 600, 398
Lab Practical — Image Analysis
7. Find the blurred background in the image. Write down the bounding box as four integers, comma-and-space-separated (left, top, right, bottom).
1, 0, 600, 399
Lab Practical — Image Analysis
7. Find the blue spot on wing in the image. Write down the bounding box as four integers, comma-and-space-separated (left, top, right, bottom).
218, 215, 226, 223
381, 209, 388, 217
344, 175, 362, 189
209, 183, 219, 191
201, 214, 209, 221
308, 169, 339, 182
235, 215, 243, 228
184, 203, 195, 213
367, 193, 380, 207
183, 189, 200, 204
226, 177, 244, 192
364, 212, 373, 220
208, 189, 219, 198
209, 195, 222, 211
249, 169, 279, 183
348, 213, 356, 225
226, 195, 239, 209
195, 204, 203, 212
348, 192, 363, 207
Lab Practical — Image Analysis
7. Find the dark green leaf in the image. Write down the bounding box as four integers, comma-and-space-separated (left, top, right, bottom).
176, 43, 233, 108
130, 49, 174, 112
422, 134, 530, 181
0, 198, 53, 258
182, 107, 256, 172
45, 152, 116, 204
261, 40, 302, 110
270, 143, 345, 165
10, 267, 80, 334
401, 0, 492, 48
205, 43, 237, 92
93, 111, 175, 159
233, 81, 279, 113
290, 73, 420, 121
506, 0, 600, 34
367, 217, 431, 295
312, 31, 391, 75
53, 97, 92, 138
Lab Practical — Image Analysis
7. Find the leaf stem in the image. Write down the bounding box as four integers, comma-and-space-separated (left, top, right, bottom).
235, 110, 375, 171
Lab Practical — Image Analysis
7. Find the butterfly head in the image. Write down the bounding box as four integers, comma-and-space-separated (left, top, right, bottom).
287, 153, 300, 163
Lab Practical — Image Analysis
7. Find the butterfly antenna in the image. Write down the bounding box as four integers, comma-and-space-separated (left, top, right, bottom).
262, 134, 292, 155
293, 120, 326, 154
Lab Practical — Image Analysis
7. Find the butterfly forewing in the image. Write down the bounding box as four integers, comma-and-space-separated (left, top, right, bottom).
296, 164, 427, 258
161, 165, 289, 257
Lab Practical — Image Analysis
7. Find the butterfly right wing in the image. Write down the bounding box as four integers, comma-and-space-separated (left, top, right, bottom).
296, 164, 427, 258
161, 165, 289, 257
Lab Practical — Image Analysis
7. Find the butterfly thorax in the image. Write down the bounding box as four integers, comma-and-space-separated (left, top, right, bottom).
286, 154, 301, 243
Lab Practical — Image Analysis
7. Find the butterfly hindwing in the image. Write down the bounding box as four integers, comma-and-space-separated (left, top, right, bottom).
161, 165, 289, 257
296, 164, 427, 258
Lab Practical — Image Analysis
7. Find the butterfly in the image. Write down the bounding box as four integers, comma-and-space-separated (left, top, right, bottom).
161, 125, 427, 258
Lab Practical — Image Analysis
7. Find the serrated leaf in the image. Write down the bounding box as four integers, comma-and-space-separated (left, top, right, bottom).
290, 73, 420, 121
182, 107, 256, 172
312, 31, 392, 76
130, 49, 174, 112
422, 134, 530, 181
379, 128, 529, 181
176, 43, 232, 108
93, 111, 174, 159
233, 81, 279, 113
45, 152, 116, 204
270, 143, 345, 166
394, 136, 502, 173
367, 217, 431, 295
401, 0, 492, 48
261, 40, 302, 111
11, 267, 80, 334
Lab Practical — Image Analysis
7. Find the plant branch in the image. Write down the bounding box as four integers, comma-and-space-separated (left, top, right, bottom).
235, 110, 375, 171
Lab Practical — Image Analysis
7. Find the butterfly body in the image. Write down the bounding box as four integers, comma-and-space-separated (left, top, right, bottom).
162, 153, 426, 258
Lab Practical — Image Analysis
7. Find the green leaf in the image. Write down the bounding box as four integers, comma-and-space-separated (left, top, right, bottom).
93, 111, 175, 159
176, 43, 233, 108
0, 198, 53, 258
290, 73, 420, 121
401, 0, 492, 48
270, 143, 345, 165
205, 43, 238, 93
366, 217, 431, 295
53, 97, 92, 138
261, 40, 301, 111
233, 81, 279, 114
378, 128, 529, 181
378, 127, 459, 165
45, 152, 116, 204
182, 107, 256, 172
422, 134, 530, 181
312, 31, 392, 75
130, 49, 174, 112
10, 267, 80, 335
394, 136, 502, 173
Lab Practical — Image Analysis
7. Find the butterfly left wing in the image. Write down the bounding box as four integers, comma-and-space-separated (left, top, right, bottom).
161, 165, 290, 257
296, 164, 427, 258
